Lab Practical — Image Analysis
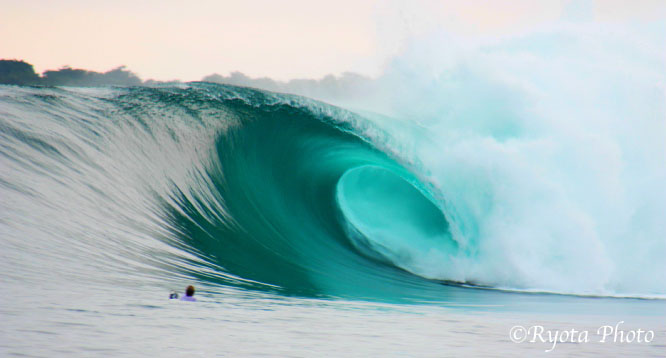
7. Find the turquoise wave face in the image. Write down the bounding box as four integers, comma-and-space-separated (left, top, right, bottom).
2, 83, 496, 304
160, 92, 470, 301
337, 165, 456, 271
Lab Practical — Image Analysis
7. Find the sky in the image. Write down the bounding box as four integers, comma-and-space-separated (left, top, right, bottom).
1, 0, 665, 81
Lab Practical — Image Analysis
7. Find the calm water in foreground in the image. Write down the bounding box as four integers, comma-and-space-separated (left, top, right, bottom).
2, 277, 665, 357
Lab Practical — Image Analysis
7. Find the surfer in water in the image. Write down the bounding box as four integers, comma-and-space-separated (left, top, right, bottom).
169, 285, 196, 301
180, 285, 196, 302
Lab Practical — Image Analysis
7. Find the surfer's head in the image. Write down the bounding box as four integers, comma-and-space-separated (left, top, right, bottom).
185, 285, 195, 297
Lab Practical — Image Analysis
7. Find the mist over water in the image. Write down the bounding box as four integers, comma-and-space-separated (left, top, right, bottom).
310, 23, 666, 297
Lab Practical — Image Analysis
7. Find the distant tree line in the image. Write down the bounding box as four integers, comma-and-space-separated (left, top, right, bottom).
0, 59, 374, 105
0, 59, 144, 86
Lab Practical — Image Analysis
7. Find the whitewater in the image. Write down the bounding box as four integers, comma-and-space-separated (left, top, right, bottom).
1, 25, 665, 357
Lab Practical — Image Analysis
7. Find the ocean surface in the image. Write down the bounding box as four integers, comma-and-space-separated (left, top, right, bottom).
1, 78, 665, 357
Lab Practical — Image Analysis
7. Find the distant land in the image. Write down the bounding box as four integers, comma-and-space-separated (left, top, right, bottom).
0, 59, 375, 105
0, 59, 150, 87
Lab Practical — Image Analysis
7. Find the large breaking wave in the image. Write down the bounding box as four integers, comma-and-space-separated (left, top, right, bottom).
1, 26, 665, 301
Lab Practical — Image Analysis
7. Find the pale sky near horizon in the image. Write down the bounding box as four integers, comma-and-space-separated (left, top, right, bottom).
1, 0, 664, 81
